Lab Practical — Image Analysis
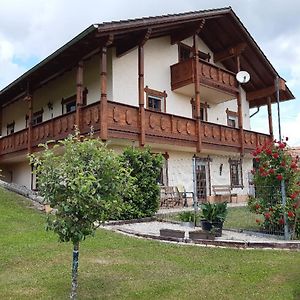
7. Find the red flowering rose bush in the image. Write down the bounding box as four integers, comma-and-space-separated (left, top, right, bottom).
248, 138, 300, 238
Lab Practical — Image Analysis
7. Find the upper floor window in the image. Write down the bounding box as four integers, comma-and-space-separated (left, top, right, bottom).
32, 109, 43, 126
229, 158, 243, 188
7, 122, 15, 135
226, 109, 238, 128
145, 86, 167, 112
191, 99, 209, 121
178, 43, 211, 62
61, 88, 88, 114
62, 95, 76, 114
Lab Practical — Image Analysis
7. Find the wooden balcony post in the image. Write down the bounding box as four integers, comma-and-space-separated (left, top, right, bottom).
76, 60, 83, 132
0, 105, 2, 137
138, 44, 145, 147
100, 47, 108, 141
236, 55, 244, 155
267, 96, 274, 139
25, 94, 33, 153
193, 34, 201, 152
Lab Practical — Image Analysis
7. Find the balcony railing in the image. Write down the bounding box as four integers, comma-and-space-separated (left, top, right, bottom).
0, 101, 270, 157
170, 58, 238, 96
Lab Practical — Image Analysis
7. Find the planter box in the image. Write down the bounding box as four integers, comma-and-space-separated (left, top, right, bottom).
189, 230, 215, 240
160, 229, 185, 239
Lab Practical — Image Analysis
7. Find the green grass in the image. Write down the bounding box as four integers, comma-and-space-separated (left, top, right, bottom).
224, 207, 260, 230
1, 188, 300, 300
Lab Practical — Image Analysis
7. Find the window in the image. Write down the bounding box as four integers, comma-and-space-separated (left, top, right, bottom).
32, 109, 43, 126
229, 159, 243, 188
145, 86, 167, 112
61, 95, 76, 114
7, 122, 15, 135
191, 99, 209, 121
178, 43, 211, 62
226, 109, 238, 128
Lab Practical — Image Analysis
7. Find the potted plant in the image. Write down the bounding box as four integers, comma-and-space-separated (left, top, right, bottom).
178, 211, 199, 227
200, 202, 228, 236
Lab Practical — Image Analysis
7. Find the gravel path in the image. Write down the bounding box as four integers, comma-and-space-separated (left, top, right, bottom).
107, 221, 282, 242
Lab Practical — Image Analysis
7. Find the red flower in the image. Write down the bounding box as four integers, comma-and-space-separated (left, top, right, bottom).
255, 204, 260, 210
252, 151, 257, 157
291, 162, 297, 169
278, 218, 284, 225
269, 207, 274, 212
264, 212, 271, 220
269, 168, 275, 174
266, 149, 272, 155
255, 157, 260, 162
281, 161, 286, 167
273, 152, 279, 159
278, 142, 286, 149
255, 219, 261, 224
290, 192, 298, 200
277, 174, 283, 181
287, 211, 295, 218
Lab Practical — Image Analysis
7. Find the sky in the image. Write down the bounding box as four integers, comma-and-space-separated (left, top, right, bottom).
0, 0, 299, 145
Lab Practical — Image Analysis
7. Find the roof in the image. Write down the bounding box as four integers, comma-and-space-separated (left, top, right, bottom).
0, 7, 294, 107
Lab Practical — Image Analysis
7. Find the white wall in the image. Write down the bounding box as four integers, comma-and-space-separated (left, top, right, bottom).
12, 161, 31, 188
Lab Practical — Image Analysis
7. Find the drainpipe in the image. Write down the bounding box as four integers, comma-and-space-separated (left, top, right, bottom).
250, 107, 260, 118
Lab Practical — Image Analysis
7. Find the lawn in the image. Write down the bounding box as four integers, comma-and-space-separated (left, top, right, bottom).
1, 188, 300, 300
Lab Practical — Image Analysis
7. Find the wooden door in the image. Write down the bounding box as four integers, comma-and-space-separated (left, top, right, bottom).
195, 159, 209, 203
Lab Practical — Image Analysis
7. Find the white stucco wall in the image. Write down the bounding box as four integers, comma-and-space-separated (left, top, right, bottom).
11, 161, 31, 188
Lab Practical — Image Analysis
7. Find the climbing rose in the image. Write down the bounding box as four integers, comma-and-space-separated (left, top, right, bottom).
287, 211, 295, 218
255, 219, 261, 224
278, 218, 284, 225
277, 174, 283, 181
291, 162, 297, 169
264, 212, 271, 219
273, 152, 279, 159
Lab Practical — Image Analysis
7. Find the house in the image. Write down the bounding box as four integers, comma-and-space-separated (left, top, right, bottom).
0, 7, 294, 203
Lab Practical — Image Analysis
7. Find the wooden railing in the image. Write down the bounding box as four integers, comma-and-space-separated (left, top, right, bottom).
170, 58, 238, 95
0, 101, 271, 157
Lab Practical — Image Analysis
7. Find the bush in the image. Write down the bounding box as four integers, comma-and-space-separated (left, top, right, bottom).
119, 147, 163, 219
250, 139, 300, 238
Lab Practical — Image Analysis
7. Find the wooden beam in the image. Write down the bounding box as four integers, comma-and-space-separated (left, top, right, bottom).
267, 96, 274, 139
75, 60, 83, 132
236, 55, 244, 156
193, 34, 201, 153
100, 47, 108, 141
138, 44, 145, 147
247, 78, 286, 101
214, 43, 247, 63
116, 28, 151, 57
170, 20, 205, 44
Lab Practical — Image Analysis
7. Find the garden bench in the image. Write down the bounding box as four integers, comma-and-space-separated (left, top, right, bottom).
212, 185, 235, 203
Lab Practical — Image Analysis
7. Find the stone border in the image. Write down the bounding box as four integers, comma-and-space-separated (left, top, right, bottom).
110, 227, 300, 250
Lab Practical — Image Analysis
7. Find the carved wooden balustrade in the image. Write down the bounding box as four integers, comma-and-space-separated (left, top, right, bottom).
0, 100, 271, 158
171, 58, 238, 95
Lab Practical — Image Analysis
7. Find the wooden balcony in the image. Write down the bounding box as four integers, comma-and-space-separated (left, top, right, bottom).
170, 58, 238, 103
0, 101, 270, 159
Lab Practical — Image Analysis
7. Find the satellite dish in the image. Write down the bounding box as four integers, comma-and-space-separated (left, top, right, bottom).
236, 71, 250, 84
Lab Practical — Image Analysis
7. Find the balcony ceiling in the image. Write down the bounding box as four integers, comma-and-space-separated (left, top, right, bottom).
0, 7, 294, 108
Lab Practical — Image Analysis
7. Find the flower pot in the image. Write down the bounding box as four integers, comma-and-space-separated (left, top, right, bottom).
200, 219, 223, 237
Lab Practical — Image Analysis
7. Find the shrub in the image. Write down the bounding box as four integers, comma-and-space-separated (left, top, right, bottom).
249, 138, 300, 238
119, 147, 163, 219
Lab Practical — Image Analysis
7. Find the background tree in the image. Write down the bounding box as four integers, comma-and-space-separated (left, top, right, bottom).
30, 133, 133, 299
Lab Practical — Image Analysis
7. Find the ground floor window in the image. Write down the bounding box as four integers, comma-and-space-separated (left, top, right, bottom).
229, 158, 243, 188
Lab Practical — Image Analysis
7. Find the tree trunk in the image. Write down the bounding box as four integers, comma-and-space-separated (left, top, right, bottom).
70, 242, 79, 300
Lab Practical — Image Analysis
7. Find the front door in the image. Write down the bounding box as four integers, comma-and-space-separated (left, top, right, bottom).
195, 158, 210, 203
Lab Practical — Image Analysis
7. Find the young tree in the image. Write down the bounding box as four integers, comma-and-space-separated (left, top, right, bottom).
30, 132, 132, 299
